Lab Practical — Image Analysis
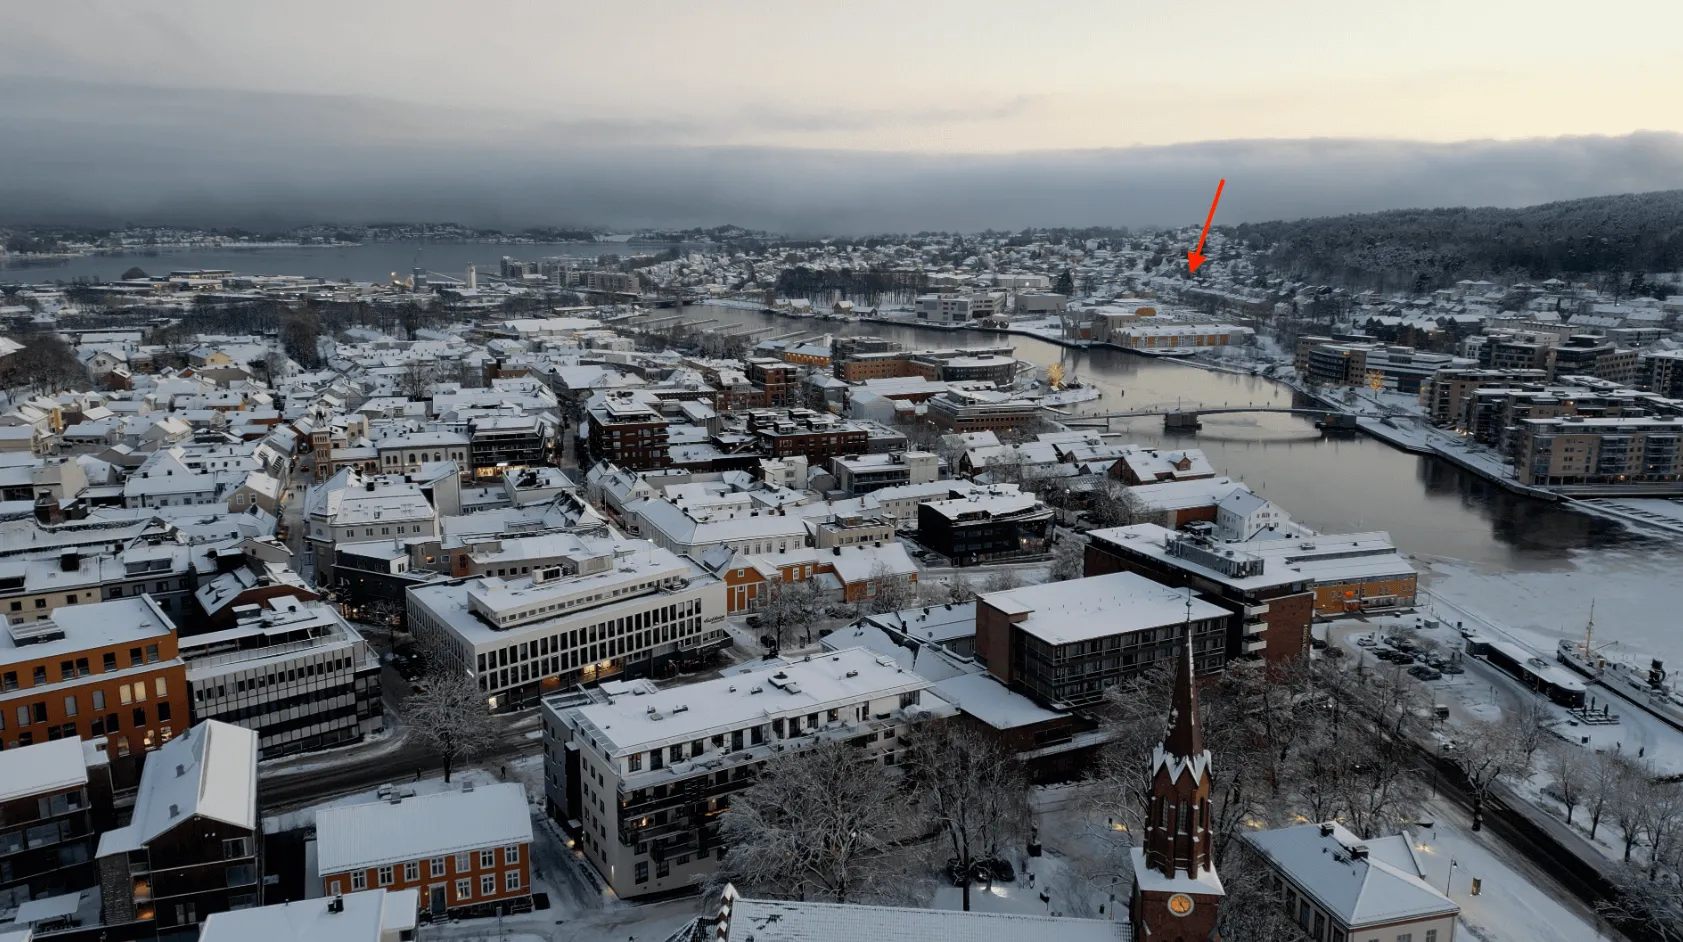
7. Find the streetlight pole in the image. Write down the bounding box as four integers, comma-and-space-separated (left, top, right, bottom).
1445, 859, 1457, 896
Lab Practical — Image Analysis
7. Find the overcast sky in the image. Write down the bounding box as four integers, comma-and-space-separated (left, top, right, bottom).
4, 0, 1683, 232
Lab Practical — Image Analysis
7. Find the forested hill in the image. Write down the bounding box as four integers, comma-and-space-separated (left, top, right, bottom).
1231, 190, 1683, 292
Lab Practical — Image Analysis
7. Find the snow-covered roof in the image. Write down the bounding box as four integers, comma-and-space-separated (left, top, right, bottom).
315, 782, 533, 874
1245, 823, 1457, 928
199, 888, 419, 942
97, 720, 259, 856
0, 738, 89, 803
555, 647, 948, 755
981, 572, 1227, 646
721, 895, 1129, 942
933, 672, 1062, 729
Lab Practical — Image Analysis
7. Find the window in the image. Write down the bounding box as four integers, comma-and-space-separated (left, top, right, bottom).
456, 879, 471, 901
430, 858, 446, 878
223, 837, 250, 859
656, 859, 670, 879
64, 695, 77, 717
1396, 935, 1412, 942
634, 862, 649, 883
504, 845, 520, 865
155, 677, 167, 697
378, 866, 394, 886
328, 880, 343, 896
455, 852, 470, 872
133, 708, 146, 728
480, 849, 495, 868
129, 648, 142, 668
226, 864, 257, 886
1425, 932, 1438, 942
351, 871, 367, 891
404, 861, 419, 881
628, 752, 642, 772
505, 870, 521, 891
145, 644, 159, 663
93, 690, 104, 710
480, 874, 495, 896
132, 681, 147, 702
158, 701, 171, 722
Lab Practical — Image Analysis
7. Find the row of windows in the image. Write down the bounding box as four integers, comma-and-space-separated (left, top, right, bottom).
195, 656, 359, 701
1, 646, 162, 691
2, 682, 170, 731
474, 599, 702, 684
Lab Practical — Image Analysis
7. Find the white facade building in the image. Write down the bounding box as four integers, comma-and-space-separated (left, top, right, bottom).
541, 647, 955, 899
406, 538, 728, 709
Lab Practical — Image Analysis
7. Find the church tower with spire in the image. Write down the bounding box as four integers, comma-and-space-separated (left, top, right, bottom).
1129, 624, 1224, 941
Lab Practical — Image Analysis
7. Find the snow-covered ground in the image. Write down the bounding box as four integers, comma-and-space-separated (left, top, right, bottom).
1422, 549, 1683, 677
1413, 799, 1606, 942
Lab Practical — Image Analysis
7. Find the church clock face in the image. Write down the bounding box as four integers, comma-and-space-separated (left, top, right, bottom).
1167, 893, 1195, 917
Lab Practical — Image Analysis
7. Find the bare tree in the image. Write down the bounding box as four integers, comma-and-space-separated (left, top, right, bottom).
1216, 841, 1314, 942
1049, 536, 1086, 581
1543, 741, 1590, 826
864, 560, 917, 614
1597, 862, 1683, 942
5, 333, 88, 394
405, 668, 498, 783
1610, 754, 1657, 862
399, 359, 438, 401
939, 577, 978, 605
712, 739, 913, 903
901, 720, 1031, 911
980, 568, 1022, 594
1452, 715, 1537, 831
1587, 748, 1623, 842
760, 577, 826, 648
1087, 478, 1151, 529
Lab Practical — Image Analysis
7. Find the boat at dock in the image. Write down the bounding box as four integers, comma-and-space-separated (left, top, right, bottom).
1557, 607, 1683, 730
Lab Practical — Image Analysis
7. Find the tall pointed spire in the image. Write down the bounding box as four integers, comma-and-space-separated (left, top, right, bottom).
1164, 615, 1204, 760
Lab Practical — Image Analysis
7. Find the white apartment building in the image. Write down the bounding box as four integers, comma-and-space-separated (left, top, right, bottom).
406, 539, 728, 709
304, 470, 440, 562
178, 597, 384, 759
541, 647, 954, 899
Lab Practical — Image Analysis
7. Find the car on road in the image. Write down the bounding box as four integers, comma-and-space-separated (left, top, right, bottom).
1407, 665, 1443, 681
1356, 636, 1377, 647
1439, 662, 1465, 675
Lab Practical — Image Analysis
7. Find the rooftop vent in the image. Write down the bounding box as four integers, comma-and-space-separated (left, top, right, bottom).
175, 764, 186, 777
1349, 844, 1369, 860
1319, 823, 1335, 837
327, 896, 344, 914
168, 803, 180, 818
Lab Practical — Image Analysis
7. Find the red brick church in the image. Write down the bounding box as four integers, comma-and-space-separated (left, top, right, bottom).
1129, 628, 1225, 941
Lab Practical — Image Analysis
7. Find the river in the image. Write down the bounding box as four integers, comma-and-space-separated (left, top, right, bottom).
12, 246, 1676, 660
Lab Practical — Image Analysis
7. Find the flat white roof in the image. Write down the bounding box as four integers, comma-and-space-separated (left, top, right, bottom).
315, 782, 533, 874
556, 646, 942, 755
0, 738, 88, 803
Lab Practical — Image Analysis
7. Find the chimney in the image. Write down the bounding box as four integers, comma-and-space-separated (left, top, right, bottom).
1349, 844, 1369, 861
175, 764, 186, 777
1319, 823, 1335, 837
327, 895, 344, 914
59, 550, 79, 572
168, 803, 180, 818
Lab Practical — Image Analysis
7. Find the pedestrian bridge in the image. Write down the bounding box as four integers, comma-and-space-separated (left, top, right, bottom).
1058, 406, 1342, 429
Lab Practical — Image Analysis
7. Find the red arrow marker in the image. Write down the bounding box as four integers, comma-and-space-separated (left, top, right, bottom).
1186, 178, 1225, 273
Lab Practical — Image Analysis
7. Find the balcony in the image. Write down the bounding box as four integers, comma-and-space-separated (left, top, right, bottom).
1243, 637, 1267, 653
1242, 602, 1270, 618
132, 879, 153, 903
1242, 620, 1267, 638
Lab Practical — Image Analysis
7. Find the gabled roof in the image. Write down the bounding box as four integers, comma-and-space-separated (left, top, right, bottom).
1245, 822, 1458, 928
315, 782, 533, 874
97, 720, 258, 857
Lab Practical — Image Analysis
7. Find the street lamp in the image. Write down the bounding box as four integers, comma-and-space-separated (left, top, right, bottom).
1445, 858, 1457, 896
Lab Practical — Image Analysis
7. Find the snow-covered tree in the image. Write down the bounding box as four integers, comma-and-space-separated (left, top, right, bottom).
980, 568, 1021, 594
1049, 537, 1085, 581
901, 720, 1030, 911
864, 560, 917, 615
712, 740, 913, 903
1452, 715, 1537, 831
406, 668, 497, 783
759, 577, 826, 648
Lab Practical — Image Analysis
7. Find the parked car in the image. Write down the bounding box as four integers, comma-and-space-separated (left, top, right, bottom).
1310, 637, 1329, 650
1407, 665, 1443, 681
1439, 662, 1465, 675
